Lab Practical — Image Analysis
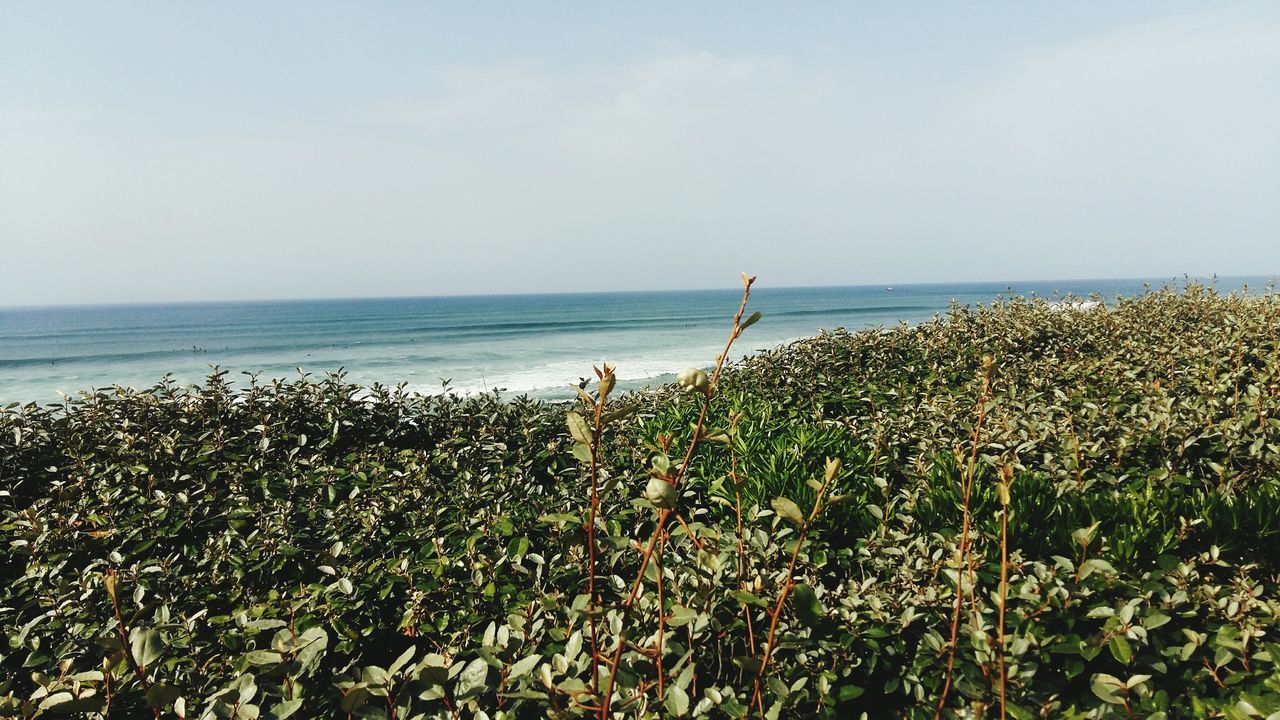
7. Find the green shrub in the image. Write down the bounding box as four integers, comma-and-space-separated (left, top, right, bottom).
2, 283, 1279, 718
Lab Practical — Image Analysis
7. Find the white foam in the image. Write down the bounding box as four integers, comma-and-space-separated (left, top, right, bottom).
385, 336, 810, 399
1047, 300, 1103, 312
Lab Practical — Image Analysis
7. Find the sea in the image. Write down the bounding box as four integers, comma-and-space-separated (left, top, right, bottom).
1, 277, 1273, 405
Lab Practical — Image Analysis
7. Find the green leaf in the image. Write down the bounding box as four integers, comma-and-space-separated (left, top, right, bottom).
538, 512, 580, 525
339, 687, 370, 713
388, 646, 416, 676
293, 627, 329, 676
1072, 522, 1100, 548
266, 699, 303, 720
146, 683, 182, 710
571, 442, 593, 463
824, 457, 841, 483
508, 654, 542, 680
566, 411, 593, 445
792, 584, 825, 626
455, 658, 489, 699
728, 590, 768, 608
664, 683, 690, 717
740, 311, 762, 331
564, 631, 583, 660
245, 650, 284, 666
600, 404, 637, 425
771, 497, 805, 525
38, 692, 75, 711
1090, 673, 1126, 704
650, 453, 671, 476
1109, 636, 1133, 664
129, 627, 164, 669
667, 605, 698, 627
836, 684, 865, 701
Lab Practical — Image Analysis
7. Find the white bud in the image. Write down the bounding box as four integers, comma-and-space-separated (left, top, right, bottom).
675, 368, 710, 393
645, 477, 678, 509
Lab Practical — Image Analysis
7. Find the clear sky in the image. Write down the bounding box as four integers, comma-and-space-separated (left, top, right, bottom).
1, 2, 1278, 305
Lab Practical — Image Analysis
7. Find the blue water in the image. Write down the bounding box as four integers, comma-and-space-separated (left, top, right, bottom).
1, 277, 1273, 404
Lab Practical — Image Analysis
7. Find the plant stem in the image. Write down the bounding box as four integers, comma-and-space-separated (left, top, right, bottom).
997, 467, 1014, 720
752, 462, 836, 719
729, 434, 758, 659
586, 376, 606, 695
935, 359, 994, 720
598, 276, 754, 718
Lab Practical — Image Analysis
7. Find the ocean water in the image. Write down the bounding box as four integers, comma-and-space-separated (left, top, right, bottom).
1, 277, 1272, 405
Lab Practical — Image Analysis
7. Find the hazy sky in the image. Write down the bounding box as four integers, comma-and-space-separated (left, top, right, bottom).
2, 2, 1278, 305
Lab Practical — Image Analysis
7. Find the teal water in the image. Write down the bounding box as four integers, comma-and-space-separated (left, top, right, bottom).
1, 277, 1272, 404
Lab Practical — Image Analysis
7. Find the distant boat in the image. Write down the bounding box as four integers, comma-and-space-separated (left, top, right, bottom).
885, 287, 894, 292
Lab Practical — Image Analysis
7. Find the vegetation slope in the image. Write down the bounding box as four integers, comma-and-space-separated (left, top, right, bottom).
2, 283, 1279, 719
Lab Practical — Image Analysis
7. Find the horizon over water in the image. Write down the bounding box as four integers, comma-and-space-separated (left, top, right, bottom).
1, 276, 1274, 405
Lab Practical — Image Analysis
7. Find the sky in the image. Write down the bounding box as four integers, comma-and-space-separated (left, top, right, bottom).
1, 2, 1278, 306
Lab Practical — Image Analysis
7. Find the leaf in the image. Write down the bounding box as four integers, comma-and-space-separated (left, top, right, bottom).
388, 646, 416, 676
294, 627, 329, 676
740, 311, 762, 331
38, 692, 75, 711
103, 571, 120, 604
824, 457, 841, 483
664, 683, 690, 717
600, 404, 637, 425
571, 442, 593, 463
1126, 674, 1151, 689
129, 627, 164, 669
339, 687, 370, 713
146, 683, 182, 710
792, 584, 825, 626
538, 513, 580, 526
566, 411, 593, 445
650, 453, 671, 475
564, 631, 583, 660
245, 650, 284, 666
1109, 636, 1133, 664
508, 654, 542, 680
337, 577, 354, 595
266, 699, 303, 720
1090, 673, 1126, 704
729, 590, 768, 607
1079, 558, 1116, 580
836, 685, 865, 701
455, 658, 489, 699
1072, 522, 1100, 548
771, 497, 805, 525
667, 605, 698, 627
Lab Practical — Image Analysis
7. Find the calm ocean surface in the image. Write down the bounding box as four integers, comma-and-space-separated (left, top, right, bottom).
1, 277, 1273, 404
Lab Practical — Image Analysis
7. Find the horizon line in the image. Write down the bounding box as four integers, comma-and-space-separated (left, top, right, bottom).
2, 273, 1274, 312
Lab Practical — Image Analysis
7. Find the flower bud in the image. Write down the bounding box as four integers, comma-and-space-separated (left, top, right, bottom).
539, 663, 554, 690
675, 367, 710, 393
645, 477, 678, 509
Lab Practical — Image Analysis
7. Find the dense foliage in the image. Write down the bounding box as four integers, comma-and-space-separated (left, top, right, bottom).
3, 284, 1279, 719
